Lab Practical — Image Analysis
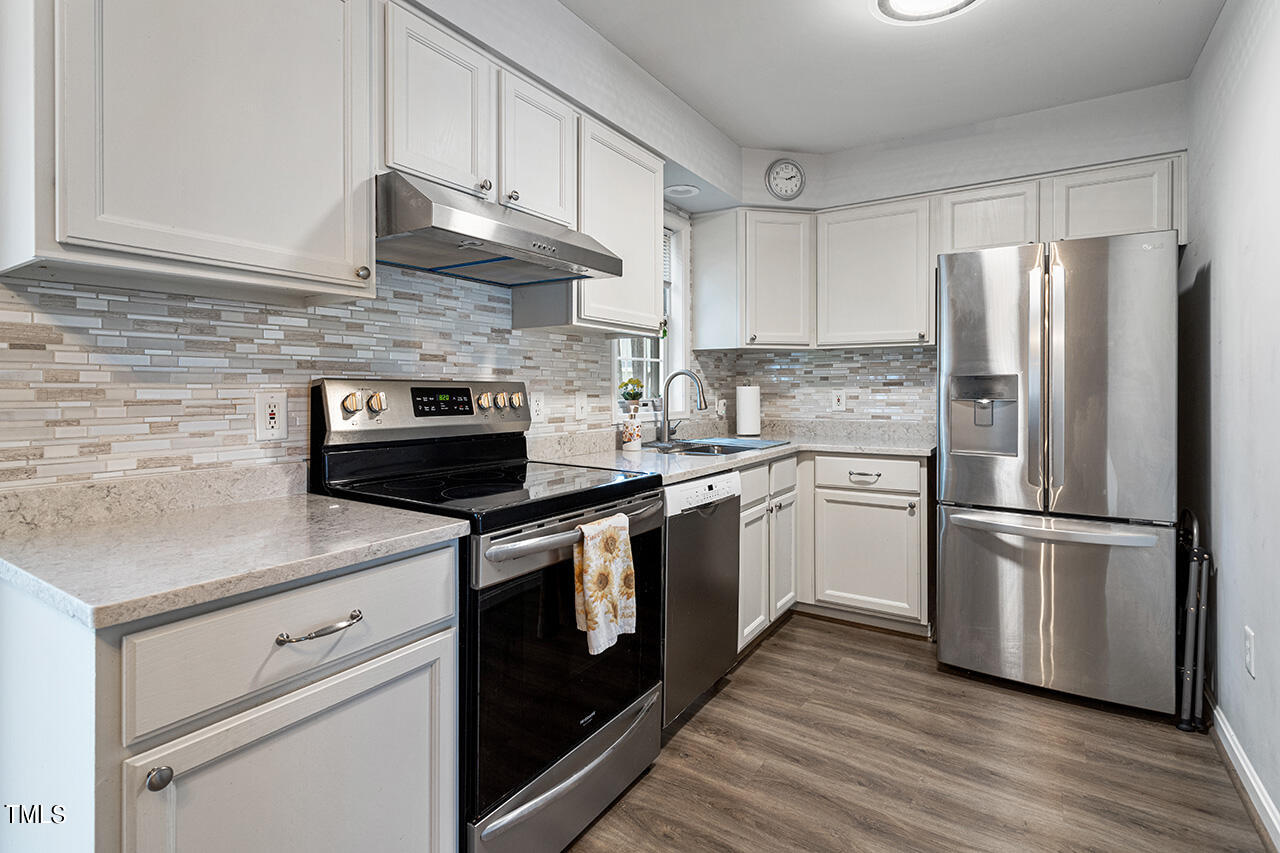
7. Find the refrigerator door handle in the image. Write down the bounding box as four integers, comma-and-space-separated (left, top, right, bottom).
948, 511, 1159, 548
1027, 265, 1044, 494
1049, 257, 1067, 494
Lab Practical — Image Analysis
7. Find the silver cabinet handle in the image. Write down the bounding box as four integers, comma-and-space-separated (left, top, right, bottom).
355, 266, 371, 280
908, 501, 917, 510
918, 331, 926, 340
479, 178, 493, 191
849, 470, 882, 480
749, 333, 758, 343
275, 610, 362, 646
766, 504, 774, 514
507, 190, 520, 202
146, 766, 174, 792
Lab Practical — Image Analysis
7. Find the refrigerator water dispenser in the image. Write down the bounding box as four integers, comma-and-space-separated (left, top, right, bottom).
949, 375, 1018, 456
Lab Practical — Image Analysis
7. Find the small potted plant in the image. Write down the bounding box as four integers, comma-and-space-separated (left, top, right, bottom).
618, 378, 644, 451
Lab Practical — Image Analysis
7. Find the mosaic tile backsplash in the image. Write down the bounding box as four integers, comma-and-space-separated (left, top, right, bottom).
0, 266, 937, 488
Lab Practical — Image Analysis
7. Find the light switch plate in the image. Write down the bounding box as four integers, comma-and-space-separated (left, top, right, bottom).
716, 398, 727, 417
254, 391, 287, 441
829, 390, 846, 412
530, 392, 546, 423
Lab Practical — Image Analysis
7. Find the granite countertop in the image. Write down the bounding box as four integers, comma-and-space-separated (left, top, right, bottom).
536, 437, 936, 485
0, 493, 469, 629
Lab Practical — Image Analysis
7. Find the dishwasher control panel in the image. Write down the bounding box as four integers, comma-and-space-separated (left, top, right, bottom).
663, 471, 742, 516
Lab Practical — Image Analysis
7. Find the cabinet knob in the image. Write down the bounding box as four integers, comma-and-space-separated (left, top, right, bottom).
507, 190, 520, 202
479, 178, 493, 192
918, 331, 926, 340
146, 766, 174, 792
355, 266, 371, 280
749, 334, 758, 344
908, 501, 917, 510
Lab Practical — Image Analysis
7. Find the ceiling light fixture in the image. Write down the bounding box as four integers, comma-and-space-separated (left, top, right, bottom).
871, 0, 988, 26
664, 184, 701, 198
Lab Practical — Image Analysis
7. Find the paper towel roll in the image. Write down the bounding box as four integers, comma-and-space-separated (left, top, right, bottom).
736, 385, 761, 436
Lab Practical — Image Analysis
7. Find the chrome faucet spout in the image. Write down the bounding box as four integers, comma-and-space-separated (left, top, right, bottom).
659, 369, 708, 443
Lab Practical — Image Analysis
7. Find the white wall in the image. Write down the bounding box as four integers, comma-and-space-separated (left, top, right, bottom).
406, 0, 743, 199
739, 81, 1189, 209
1181, 0, 1280, 841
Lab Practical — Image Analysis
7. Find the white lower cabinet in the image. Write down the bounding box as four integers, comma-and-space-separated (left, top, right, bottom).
815, 490, 922, 620
738, 458, 798, 650
124, 630, 456, 853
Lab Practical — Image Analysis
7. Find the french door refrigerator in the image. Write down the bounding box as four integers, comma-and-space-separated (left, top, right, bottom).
936, 231, 1178, 713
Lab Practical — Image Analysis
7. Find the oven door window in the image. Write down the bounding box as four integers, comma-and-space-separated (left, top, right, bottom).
472, 524, 660, 818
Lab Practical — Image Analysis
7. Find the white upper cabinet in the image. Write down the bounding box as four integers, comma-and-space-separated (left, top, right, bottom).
745, 210, 814, 347
499, 72, 578, 228
385, 4, 496, 199
692, 209, 814, 349
936, 181, 1040, 254
1046, 158, 1175, 241
54, 0, 374, 293
817, 198, 931, 347
575, 118, 664, 331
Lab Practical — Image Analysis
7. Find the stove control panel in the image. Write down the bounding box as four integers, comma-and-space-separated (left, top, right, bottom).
314, 378, 531, 446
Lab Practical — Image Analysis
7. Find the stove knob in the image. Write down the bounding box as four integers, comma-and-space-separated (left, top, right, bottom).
340, 392, 363, 415
476, 392, 493, 411
510, 392, 524, 409
366, 391, 388, 415
494, 391, 508, 410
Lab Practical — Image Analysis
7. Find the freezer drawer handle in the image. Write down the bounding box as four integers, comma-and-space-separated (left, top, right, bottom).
949, 512, 1158, 547
479, 692, 658, 841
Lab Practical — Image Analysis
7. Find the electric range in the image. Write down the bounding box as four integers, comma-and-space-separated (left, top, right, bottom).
308, 378, 663, 853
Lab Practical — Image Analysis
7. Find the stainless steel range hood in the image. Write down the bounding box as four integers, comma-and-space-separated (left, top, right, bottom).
375, 171, 622, 286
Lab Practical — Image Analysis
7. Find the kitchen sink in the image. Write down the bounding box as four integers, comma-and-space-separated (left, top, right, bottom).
642, 437, 789, 456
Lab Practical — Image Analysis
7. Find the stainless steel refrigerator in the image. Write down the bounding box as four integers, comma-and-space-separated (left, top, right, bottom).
936, 231, 1178, 713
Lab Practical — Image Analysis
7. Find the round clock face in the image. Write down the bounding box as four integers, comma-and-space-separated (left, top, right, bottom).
766, 159, 805, 201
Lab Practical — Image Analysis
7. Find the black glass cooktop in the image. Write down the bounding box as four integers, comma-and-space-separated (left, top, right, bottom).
336, 461, 660, 533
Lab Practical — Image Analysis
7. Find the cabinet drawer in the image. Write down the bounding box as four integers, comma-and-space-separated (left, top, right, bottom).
815, 455, 920, 493
769, 456, 797, 495
740, 464, 770, 508
122, 546, 455, 744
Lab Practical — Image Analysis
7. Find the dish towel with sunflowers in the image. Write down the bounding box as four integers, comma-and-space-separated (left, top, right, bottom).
573, 513, 637, 655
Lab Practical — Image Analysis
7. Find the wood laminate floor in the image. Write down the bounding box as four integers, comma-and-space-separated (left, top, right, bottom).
571, 615, 1265, 853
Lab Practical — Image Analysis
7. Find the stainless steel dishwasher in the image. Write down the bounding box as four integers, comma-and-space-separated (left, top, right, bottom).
662, 471, 742, 727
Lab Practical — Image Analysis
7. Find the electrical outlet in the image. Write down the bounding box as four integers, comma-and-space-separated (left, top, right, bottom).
1245, 626, 1256, 678
529, 392, 546, 423
829, 390, 846, 412
716, 398, 727, 417
575, 393, 591, 421
254, 391, 287, 441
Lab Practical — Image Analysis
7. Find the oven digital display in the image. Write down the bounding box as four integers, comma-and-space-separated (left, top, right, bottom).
411, 386, 474, 417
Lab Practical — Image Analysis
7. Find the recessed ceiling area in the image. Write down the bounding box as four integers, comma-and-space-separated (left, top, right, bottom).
558, 0, 1226, 154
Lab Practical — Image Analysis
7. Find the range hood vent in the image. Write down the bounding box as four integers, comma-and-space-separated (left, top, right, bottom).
374, 171, 622, 286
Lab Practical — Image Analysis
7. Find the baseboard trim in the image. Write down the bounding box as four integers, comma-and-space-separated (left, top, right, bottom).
793, 602, 931, 638
1214, 707, 1280, 851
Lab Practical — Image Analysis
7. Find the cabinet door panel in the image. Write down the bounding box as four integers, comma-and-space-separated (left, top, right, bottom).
499, 73, 577, 227
1050, 160, 1173, 241
577, 118, 663, 331
124, 631, 456, 853
817, 199, 929, 346
58, 0, 372, 287
770, 492, 798, 619
938, 181, 1039, 253
738, 503, 770, 650
745, 211, 813, 346
815, 490, 921, 620
386, 4, 495, 198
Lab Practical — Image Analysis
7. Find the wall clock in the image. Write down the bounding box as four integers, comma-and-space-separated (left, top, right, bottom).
765, 158, 805, 201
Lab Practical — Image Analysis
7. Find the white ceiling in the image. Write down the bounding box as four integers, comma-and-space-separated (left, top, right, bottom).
559, 0, 1225, 154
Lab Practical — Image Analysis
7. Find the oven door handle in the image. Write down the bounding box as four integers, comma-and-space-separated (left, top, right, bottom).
479, 692, 659, 841
483, 502, 661, 563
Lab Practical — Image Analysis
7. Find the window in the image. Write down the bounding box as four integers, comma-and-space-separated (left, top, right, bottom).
612, 216, 688, 419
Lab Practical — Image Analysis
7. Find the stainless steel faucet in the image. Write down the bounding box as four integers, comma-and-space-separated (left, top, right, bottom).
658, 369, 708, 443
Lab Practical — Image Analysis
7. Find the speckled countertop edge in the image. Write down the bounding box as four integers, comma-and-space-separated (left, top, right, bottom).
0, 494, 469, 629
